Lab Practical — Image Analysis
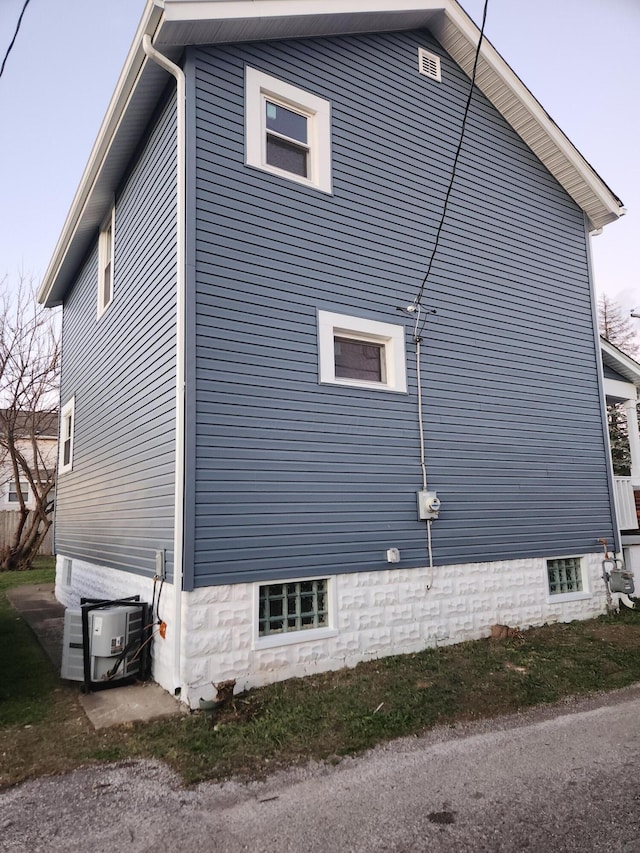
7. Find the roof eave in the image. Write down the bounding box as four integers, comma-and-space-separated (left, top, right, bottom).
37, 0, 165, 307
37, 0, 625, 308
601, 337, 640, 388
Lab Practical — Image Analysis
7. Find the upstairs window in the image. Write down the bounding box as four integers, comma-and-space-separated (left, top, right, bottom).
59, 397, 75, 474
245, 67, 331, 193
265, 100, 309, 178
97, 208, 114, 318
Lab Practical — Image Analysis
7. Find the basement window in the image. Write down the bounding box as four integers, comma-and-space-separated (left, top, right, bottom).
318, 310, 407, 392
260, 579, 328, 635
64, 557, 73, 587
254, 577, 337, 649
547, 557, 588, 602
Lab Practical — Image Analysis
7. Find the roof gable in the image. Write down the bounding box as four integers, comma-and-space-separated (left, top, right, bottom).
38, 0, 624, 307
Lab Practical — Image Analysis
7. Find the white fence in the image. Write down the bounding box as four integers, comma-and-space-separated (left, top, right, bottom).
0, 511, 53, 556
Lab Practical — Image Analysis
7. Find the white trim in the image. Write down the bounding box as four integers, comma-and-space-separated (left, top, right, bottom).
97, 206, 115, 319
545, 591, 592, 605
604, 377, 637, 403
317, 310, 407, 393
245, 66, 332, 194
58, 397, 75, 474
252, 575, 338, 650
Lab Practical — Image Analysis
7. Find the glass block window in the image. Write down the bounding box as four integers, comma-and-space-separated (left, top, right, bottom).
547, 557, 583, 595
259, 579, 329, 636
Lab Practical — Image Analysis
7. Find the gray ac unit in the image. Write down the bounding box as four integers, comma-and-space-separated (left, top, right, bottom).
61, 604, 144, 684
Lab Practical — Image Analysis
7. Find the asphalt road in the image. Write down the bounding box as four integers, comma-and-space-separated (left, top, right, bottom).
3, 686, 640, 852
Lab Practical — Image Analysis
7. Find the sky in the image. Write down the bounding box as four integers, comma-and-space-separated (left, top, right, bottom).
0, 0, 638, 328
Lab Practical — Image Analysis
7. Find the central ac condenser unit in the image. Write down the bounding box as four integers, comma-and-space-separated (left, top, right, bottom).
61, 601, 147, 688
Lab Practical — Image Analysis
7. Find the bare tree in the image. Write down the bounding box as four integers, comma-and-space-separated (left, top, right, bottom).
598, 294, 639, 357
0, 278, 60, 571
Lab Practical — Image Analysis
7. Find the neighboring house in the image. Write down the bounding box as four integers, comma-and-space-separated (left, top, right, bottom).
0, 410, 58, 511
600, 338, 640, 570
38, 0, 626, 706
0, 409, 57, 556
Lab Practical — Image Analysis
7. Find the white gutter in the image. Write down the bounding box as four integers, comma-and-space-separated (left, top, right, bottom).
585, 224, 621, 555
142, 33, 186, 696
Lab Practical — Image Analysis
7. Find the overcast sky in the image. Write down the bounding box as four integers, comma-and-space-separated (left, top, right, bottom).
0, 0, 638, 325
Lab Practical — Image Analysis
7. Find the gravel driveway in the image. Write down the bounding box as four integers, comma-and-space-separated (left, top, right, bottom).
3, 686, 640, 852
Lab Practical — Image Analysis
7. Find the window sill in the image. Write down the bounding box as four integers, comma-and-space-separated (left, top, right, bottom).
247, 162, 333, 195
546, 592, 591, 604
320, 377, 407, 394
254, 626, 338, 651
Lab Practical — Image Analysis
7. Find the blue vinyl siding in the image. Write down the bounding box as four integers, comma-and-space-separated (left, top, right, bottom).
56, 96, 177, 580
187, 30, 614, 588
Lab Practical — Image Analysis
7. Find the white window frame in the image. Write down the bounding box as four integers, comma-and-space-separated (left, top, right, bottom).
318, 310, 407, 393
245, 66, 332, 194
97, 207, 115, 318
63, 557, 73, 587
252, 576, 338, 650
545, 555, 590, 604
59, 397, 75, 474
7, 480, 29, 504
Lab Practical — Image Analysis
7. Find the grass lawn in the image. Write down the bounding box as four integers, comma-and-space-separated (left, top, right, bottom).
2, 564, 640, 788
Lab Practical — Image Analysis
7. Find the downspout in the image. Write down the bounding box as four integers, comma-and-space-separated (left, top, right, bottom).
585, 219, 621, 556
142, 34, 186, 694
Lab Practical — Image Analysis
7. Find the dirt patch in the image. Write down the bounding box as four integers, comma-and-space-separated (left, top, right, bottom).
586, 624, 640, 648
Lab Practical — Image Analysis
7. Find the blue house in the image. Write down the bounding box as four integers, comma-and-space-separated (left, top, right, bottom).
39, 0, 626, 705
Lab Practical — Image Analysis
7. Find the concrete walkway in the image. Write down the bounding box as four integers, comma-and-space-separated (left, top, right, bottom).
6, 583, 184, 729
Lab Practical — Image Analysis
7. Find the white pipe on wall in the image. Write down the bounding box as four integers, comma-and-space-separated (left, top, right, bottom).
142, 33, 186, 695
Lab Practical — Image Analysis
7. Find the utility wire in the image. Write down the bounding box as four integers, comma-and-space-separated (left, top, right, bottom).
0, 0, 31, 81
414, 0, 489, 336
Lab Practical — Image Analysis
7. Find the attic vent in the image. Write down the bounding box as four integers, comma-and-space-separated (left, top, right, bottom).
418, 48, 441, 81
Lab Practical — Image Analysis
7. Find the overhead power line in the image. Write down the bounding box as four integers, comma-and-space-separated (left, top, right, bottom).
414, 0, 490, 336
0, 0, 32, 81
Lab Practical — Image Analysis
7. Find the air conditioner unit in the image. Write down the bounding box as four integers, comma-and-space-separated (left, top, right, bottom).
61, 603, 145, 685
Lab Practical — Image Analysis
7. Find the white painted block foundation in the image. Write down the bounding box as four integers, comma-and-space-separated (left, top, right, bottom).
56, 552, 609, 708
